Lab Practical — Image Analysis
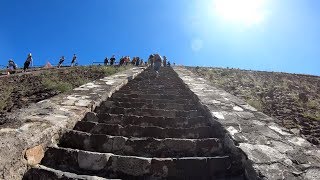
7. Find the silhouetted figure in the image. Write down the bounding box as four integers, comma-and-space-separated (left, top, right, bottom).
110, 55, 116, 65
153, 54, 162, 77
71, 54, 77, 67
104, 57, 109, 65
163, 56, 167, 67
58, 56, 65, 68
135, 57, 140, 66
167, 61, 171, 67
7, 59, 17, 75
120, 56, 125, 66
23, 53, 33, 72
148, 54, 154, 67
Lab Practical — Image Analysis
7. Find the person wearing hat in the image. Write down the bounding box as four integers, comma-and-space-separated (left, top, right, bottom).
7, 59, 17, 75
23, 53, 33, 72
58, 56, 65, 68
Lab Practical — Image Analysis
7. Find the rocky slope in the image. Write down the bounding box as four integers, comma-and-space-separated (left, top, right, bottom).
0, 66, 129, 128
189, 67, 320, 145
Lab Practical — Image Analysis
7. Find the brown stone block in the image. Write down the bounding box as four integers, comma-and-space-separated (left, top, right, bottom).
25, 145, 44, 166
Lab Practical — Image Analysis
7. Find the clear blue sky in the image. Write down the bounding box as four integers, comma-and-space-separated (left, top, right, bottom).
0, 0, 319, 75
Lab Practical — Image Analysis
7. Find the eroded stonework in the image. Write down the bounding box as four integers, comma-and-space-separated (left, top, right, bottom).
173, 66, 320, 180
0, 67, 145, 180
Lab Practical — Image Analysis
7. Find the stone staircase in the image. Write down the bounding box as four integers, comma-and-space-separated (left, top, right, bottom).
23, 67, 246, 179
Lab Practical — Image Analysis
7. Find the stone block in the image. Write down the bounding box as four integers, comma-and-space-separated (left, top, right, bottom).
25, 145, 44, 166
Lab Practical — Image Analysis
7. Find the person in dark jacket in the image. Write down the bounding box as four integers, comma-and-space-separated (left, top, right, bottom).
58, 56, 65, 68
110, 55, 116, 65
23, 53, 33, 72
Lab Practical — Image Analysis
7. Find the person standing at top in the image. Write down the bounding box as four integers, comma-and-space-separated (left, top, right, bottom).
58, 56, 65, 68
104, 57, 109, 66
7, 59, 17, 75
153, 54, 162, 77
148, 54, 154, 67
110, 55, 116, 65
23, 53, 33, 72
135, 57, 140, 66
71, 54, 77, 67
163, 56, 167, 67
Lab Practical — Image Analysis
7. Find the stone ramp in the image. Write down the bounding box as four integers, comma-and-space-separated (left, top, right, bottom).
24, 67, 246, 179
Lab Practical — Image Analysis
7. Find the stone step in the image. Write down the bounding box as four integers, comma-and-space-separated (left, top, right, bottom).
73, 121, 222, 139
95, 107, 201, 118
111, 93, 191, 101
107, 97, 194, 105
23, 165, 113, 180
41, 147, 237, 179
99, 100, 198, 111
115, 90, 191, 96
85, 113, 211, 128
59, 130, 224, 158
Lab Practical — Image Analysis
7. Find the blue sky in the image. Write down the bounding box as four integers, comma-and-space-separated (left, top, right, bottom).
0, 0, 319, 75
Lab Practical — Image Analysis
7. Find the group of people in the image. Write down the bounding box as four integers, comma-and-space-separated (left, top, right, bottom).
5, 53, 78, 75
5, 53, 172, 76
103, 55, 145, 66
58, 54, 77, 68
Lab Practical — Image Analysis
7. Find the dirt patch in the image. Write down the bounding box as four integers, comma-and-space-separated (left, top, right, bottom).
189, 67, 320, 146
0, 66, 129, 128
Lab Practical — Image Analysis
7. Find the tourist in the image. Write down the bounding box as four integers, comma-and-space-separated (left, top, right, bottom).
23, 53, 33, 72
153, 54, 162, 77
71, 54, 77, 67
58, 56, 65, 68
104, 57, 109, 66
110, 55, 116, 65
135, 57, 140, 66
7, 59, 17, 75
167, 61, 171, 67
163, 56, 167, 67
119, 56, 125, 66
148, 54, 154, 67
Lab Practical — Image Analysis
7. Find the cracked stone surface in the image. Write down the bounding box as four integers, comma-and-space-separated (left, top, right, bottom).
174, 66, 320, 180
0, 67, 145, 180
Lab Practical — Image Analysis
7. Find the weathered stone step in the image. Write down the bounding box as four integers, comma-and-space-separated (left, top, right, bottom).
73, 121, 222, 139
111, 93, 191, 101
23, 165, 112, 180
107, 97, 194, 105
59, 130, 224, 158
85, 113, 211, 128
114, 91, 191, 98
95, 107, 201, 118
116, 89, 191, 96
99, 100, 198, 111
41, 147, 236, 179
119, 87, 188, 93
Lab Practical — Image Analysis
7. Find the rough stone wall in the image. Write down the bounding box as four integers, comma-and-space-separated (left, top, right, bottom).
173, 66, 320, 180
0, 67, 145, 180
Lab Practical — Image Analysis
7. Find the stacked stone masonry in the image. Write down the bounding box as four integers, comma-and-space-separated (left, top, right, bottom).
0, 67, 145, 180
24, 67, 248, 179
2, 66, 318, 179
173, 67, 320, 180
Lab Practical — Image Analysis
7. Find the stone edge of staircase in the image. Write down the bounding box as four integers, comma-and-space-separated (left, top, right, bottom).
173, 66, 320, 180
0, 67, 146, 180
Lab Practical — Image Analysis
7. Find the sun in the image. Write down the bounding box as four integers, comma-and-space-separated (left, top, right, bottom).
213, 0, 267, 27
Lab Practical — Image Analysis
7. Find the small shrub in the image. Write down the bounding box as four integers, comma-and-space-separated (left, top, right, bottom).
247, 99, 263, 111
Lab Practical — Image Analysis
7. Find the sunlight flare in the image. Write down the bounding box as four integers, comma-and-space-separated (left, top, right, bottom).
213, 0, 268, 27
